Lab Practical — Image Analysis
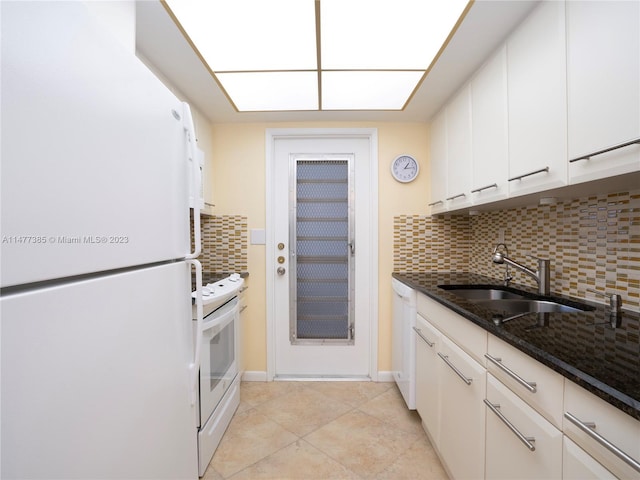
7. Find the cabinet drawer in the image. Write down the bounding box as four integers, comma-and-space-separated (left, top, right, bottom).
487, 334, 564, 429
563, 436, 617, 480
417, 293, 487, 365
564, 380, 640, 479
486, 373, 562, 480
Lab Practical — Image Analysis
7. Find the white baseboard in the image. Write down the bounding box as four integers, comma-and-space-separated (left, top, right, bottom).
241, 371, 268, 382
241, 370, 395, 382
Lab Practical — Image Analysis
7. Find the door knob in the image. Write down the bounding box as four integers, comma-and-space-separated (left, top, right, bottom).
277, 267, 286, 275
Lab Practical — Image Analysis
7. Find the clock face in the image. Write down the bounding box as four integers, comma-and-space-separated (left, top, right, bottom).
391, 155, 419, 183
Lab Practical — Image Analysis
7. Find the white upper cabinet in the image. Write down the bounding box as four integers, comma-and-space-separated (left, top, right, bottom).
428, 0, 639, 216
445, 84, 473, 210
429, 108, 448, 214
471, 45, 509, 205
507, 0, 567, 197
566, 0, 640, 184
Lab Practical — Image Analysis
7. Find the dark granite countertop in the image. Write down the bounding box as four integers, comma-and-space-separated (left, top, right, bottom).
393, 271, 640, 421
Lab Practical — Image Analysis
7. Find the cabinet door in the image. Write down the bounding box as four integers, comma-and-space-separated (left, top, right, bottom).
564, 380, 640, 479
485, 374, 562, 480
507, 0, 567, 197
563, 436, 617, 480
429, 109, 448, 214
567, 0, 640, 184
446, 84, 473, 211
414, 314, 441, 444
438, 335, 486, 480
471, 45, 509, 205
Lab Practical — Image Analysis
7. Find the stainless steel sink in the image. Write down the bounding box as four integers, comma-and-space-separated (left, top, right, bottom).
438, 284, 595, 317
473, 299, 593, 314
438, 285, 528, 300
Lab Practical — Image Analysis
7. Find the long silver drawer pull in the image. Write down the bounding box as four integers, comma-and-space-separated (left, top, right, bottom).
446, 193, 466, 201
485, 354, 537, 393
438, 352, 472, 385
564, 412, 640, 472
428, 200, 444, 206
412, 326, 434, 347
569, 137, 640, 163
508, 166, 549, 182
471, 183, 498, 193
485, 400, 536, 451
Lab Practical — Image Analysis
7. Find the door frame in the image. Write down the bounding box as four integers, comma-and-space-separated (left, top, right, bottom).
265, 128, 379, 381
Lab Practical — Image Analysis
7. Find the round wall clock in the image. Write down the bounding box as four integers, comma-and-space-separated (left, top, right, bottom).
391, 154, 419, 183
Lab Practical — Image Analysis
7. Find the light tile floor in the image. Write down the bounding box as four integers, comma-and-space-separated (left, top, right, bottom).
203, 381, 449, 479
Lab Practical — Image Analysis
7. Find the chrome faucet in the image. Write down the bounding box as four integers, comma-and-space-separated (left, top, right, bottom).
492, 245, 551, 295
492, 243, 512, 286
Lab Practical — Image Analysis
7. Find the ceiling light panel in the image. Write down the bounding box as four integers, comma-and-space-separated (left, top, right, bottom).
321, 0, 469, 70
166, 0, 470, 112
216, 71, 319, 111
322, 71, 424, 110
165, 0, 317, 71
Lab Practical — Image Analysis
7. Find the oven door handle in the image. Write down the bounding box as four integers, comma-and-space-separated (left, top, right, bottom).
202, 301, 239, 335
188, 259, 203, 407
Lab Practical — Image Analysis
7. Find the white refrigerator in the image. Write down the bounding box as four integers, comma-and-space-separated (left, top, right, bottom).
1, 2, 201, 478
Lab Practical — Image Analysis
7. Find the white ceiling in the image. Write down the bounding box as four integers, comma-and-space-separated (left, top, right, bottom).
135, 0, 539, 124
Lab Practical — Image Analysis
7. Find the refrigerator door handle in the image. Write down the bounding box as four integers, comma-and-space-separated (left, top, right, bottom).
183, 103, 201, 259
188, 259, 203, 406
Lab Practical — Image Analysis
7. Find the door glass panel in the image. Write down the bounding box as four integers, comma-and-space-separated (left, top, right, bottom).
290, 158, 354, 344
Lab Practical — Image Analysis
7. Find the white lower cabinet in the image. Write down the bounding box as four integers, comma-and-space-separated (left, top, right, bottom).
563, 381, 640, 479
412, 291, 638, 480
486, 335, 564, 429
414, 313, 441, 444
438, 335, 486, 480
563, 436, 617, 480
417, 292, 487, 365
485, 373, 562, 479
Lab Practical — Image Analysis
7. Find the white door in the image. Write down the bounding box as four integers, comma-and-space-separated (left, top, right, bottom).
267, 130, 377, 378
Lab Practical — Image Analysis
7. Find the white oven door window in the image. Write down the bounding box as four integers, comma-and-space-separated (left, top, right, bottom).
199, 298, 238, 424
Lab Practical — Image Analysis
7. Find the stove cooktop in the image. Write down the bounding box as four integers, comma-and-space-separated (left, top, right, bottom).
192, 273, 243, 310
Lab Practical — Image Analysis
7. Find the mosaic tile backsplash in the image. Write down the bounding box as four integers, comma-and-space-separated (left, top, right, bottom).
393, 215, 471, 272
194, 215, 248, 273
394, 189, 640, 312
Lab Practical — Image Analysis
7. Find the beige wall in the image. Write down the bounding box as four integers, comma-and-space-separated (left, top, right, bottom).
209, 121, 430, 374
